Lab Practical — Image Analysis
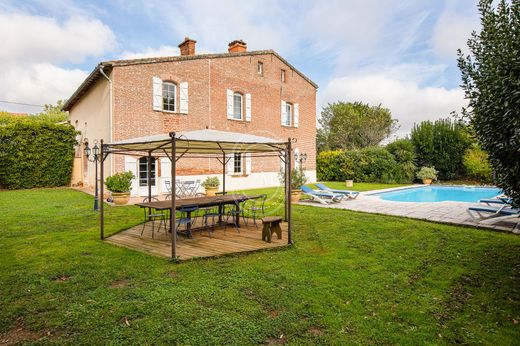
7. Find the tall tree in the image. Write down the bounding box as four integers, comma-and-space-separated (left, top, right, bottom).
458, 0, 520, 206
317, 101, 398, 152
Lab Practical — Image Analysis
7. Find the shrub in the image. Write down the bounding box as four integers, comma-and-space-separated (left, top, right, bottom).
105, 172, 134, 193
0, 120, 77, 189
416, 166, 438, 181
386, 138, 416, 183
411, 118, 472, 180
202, 176, 220, 189
279, 168, 309, 190
463, 146, 493, 183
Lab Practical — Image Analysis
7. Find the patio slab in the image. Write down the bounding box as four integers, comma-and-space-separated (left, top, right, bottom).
300, 187, 519, 234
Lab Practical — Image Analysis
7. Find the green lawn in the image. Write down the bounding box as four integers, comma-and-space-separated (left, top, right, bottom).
1, 188, 519, 344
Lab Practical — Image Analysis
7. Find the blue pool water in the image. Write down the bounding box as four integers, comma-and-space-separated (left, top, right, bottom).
373, 186, 502, 203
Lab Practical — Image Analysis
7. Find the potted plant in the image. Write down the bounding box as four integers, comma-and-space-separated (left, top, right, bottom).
280, 168, 309, 203
416, 166, 438, 185
202, 176, 220, 196
105, 171, 134, 205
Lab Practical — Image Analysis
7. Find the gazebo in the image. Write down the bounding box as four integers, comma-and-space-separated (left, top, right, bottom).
99, 129, 294, 260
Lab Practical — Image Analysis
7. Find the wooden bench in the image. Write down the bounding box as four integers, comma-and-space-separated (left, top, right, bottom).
261, 216, 283, 243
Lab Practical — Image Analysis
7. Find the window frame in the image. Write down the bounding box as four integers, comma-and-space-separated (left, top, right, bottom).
138, 157, 156, 187
283, 102, 293, 126
162, 81, 177, 112
257, 61, 264, 75
233, 153, 242, 174
281, 69, 286, 83
233, 92, 243, 120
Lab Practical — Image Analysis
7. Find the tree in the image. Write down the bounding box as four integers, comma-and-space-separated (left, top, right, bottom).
317, 101, 398, 152
458, 0, 520, 206
410, 118, 472, 180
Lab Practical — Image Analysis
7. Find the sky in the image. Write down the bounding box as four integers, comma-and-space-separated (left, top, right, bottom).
0, 0, 481, 136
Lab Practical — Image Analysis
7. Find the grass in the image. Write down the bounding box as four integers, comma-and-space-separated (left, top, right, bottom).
1, 188, 519, 344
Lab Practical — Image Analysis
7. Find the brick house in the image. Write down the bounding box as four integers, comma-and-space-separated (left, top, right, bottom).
64, 38, 317, 196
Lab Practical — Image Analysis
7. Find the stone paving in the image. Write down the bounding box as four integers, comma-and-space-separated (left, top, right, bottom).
300, 185, 519, 234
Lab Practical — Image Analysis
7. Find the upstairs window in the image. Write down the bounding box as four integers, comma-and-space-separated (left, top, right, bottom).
281, 69, 286, 83
162, 82, 176, 112
233, 92, 243, 120
284, 102, 292, 126
257, 61, 263, 75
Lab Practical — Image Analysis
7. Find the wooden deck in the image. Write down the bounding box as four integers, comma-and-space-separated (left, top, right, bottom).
105, 218, 289, 260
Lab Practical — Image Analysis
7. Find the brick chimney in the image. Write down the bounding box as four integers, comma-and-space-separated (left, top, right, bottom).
178, 37, 197, 56
228, 39, 247, 53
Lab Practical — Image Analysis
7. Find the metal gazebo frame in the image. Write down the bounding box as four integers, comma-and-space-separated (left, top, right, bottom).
98, 129, 294, 260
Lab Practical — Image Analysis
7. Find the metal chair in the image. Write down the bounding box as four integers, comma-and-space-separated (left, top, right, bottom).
201, 198, 225, 237
175, 204, 199, 239
225, 199, 248, 233
140, 197, 166, 239
248, 194, 267, 228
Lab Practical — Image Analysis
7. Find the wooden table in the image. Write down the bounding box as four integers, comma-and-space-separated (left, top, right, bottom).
136, 194, 256, 234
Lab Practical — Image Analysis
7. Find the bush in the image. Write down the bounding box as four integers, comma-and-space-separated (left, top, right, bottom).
317, 147, 413, 184
105, 172, 135, 193
279, 168, 309, 190
0, 120, 77, 189
386, 138, 416, 183
411, 118, 472, 180
463, 146, 493, 183
416, 166, 438, 181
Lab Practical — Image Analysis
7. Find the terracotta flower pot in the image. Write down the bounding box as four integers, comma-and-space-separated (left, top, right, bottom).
290, 190, 301, 203
111, 192, 130, 205
422, 179, 433, 185
205, 187, 218, 196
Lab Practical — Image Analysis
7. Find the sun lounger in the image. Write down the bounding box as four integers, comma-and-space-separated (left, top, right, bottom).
300, 186, 345, 205
478, 196, 513, 206
467, 204, 519, 231
315, 183, 359, 199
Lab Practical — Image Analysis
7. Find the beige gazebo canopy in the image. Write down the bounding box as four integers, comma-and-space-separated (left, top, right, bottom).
99, 129, 294, 260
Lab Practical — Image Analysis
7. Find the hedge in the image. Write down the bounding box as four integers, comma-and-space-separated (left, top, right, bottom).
317, 147, 415, 184
0, 120, 77, 189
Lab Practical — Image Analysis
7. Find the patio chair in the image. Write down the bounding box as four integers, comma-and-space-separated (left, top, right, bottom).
315, 183, 359, 199
225, 199, 248, 233
164, 180, 184, 200
247, 194, 267, 229
300, 186, 345, 205
478, 196, 512, 206
201, 198, 225, 237
175, 204, 199, 239
467, 204, 519, 231
140, 196, 166, 239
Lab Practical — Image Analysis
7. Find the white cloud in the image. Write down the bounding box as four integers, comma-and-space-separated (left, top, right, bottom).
120, 45, 180, 60
320, 70, 467, 137
0, 11, 115, 112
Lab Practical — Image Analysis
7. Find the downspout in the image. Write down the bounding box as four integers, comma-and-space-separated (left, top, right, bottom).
99, 64, 113, 175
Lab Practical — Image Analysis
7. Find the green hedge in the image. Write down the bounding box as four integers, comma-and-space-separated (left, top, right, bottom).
317, 147, 415, 184
0, 120, 77, 189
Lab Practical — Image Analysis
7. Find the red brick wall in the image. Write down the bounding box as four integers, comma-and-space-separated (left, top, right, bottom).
111, 52, 316, 176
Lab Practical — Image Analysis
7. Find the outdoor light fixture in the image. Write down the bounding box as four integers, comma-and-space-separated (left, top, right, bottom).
294, 151, 308, 172
84, 138, 101, 211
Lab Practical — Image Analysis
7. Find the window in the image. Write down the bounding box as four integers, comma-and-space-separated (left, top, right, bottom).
139, 157, 156, 187
281, 69, 286, 82
284, 102, 292, 126
234, 153, 242, 174
257, 61, 263, 75
162, 82, 176, 112
233, 92, 243, 120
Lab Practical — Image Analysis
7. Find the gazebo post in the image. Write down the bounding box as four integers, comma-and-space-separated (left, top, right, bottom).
100, 139, 105, 240
287, 138, 292, 244
147, 151, 152, 202
222, 152, 226, 194
170, 132, 177, 260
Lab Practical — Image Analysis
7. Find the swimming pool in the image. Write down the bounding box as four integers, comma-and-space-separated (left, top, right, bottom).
372, 185, 502, 203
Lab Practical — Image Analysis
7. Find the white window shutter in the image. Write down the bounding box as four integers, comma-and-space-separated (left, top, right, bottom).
179, 82, 188, 114
226, 89, 234, 119
294, 148, 300, 169
152, 77, 162, 111
293, 103, 299, 128
245, 153, 252, 174
124, 156, 139, 196
281, 100, 287, 125
227, 154, 234, 175
245, 93, 251, 121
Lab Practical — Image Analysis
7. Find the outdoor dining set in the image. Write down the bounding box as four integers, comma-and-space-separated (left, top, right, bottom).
136, 183, 268, 241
